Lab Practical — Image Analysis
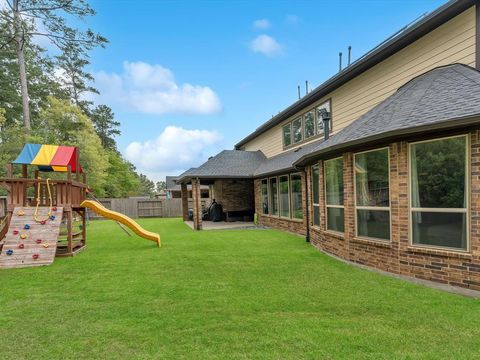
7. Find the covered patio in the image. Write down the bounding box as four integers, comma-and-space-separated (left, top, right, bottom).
176, 150, 266, 230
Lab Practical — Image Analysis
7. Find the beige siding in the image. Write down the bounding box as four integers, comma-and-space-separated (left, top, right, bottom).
243, 6, 476, 158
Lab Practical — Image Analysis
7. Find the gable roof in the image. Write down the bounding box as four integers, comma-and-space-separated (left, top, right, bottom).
176, 150, 266, 182
235, 0, 476, 149
294, 64, 480, 166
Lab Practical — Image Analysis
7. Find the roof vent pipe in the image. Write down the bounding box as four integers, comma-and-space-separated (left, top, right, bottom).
297, 85, 301, 99
339, 52, 343, 72
347, 46, 352, 66
305, 80, 309, 94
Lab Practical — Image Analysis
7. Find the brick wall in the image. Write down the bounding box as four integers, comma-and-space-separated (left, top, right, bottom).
304, 130, 480, 290
213, 179, 254, 212
254, 173, 307, 236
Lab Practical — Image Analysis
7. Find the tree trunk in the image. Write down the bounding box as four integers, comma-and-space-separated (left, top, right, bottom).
13, 0, 31, 130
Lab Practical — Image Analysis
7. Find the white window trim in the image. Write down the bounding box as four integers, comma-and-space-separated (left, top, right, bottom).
408, 134, 470, 253
311, 164, 320, 227
353, 147, 392, 242
324, 157, 345, 233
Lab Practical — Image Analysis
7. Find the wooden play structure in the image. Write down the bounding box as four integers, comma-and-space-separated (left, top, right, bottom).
0, 144, 160, 269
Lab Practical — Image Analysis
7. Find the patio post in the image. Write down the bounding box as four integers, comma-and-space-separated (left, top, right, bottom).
192, 178, 203, 230
181, 182, 189, 221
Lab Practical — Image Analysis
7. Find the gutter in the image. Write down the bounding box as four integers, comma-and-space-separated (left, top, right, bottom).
235, 0, 475, 149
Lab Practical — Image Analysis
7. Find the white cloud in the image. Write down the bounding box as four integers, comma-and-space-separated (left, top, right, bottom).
250, 35, 283, 57
94, 61, 222, 115
253, 19, 271, 29
124, 126, 223, 181
285, 15, 299, 25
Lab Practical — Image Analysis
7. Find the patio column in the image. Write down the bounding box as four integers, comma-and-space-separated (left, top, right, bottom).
181, 182, 189, 221
192, 178, 203, 230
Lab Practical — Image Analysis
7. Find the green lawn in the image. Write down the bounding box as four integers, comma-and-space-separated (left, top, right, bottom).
1, 218, 479, 359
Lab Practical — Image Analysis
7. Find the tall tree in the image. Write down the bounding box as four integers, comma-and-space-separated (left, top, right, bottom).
55, 46, 98, 113
1, 0, 107, 129
90, 105, 121, 150
137, 174, 156, 197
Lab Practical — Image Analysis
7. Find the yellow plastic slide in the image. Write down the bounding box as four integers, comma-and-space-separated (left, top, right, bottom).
81, 200, 160, 247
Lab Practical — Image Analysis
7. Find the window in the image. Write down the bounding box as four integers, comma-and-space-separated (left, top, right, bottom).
304, 110, 315, 139
325, 157, 344, 232
279, 175, 290, 217
316, 100, 331, 135
410, 136, 468, 250
269, 177, 278, 216
283, 124, 292, 148
292, 117, 303, 143
290, 173, 303, 219
261, 179, 269, 214
312, 165, 320, 226
354, 148, 390, 240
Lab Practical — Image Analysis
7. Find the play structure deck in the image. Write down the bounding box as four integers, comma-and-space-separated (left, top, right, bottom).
0, 143, 160, 269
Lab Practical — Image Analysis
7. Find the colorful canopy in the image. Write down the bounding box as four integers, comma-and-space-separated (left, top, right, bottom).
13, 144, 82, 173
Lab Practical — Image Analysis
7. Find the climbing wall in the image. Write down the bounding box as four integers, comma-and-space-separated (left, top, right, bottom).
0, 206, 64, 269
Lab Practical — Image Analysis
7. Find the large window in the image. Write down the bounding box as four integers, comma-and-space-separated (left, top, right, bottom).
304, 110, 315, 139
281, 99, 332, 148
292, 117, 303, 143
279, 175, 290, 218
354, 148, 390, 240
410, 136, 468, 251
290, 173, 303, 219
312, 165, 320, 226
261, 179, 269, 214
269, 177, 278, 216
261, 175, 303, 220
282, 124, 292, 148
325, 157, 344, 232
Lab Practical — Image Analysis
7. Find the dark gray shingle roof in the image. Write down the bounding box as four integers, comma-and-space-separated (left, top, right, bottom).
165, 176, 178, 190
295, 64, 480, 166
177, 150, 266, 181
254, 140, 323, 176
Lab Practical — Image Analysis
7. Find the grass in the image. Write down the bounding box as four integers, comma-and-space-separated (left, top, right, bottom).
1, 218, 479, 359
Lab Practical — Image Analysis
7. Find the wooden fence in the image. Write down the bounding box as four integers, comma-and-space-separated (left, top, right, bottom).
0, 196, 207, 219
87, 198, 208, 219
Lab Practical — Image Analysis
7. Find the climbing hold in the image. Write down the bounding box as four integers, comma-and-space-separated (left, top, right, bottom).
20, 233, 27, 239
18, 243, 24, 249
18, 210, 25, 216
35, 239, 42, 244
12, 230, 19, 235
50, 215, 56, 221
32, 254, 39, 260
52, 207, 57, 211
40, 220, 46, 225
6, 249, 13, 256
24, 224, 30, 230
43, 243, 49, 248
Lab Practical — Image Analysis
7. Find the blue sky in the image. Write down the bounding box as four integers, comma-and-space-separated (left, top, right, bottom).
84, 0, 446, 181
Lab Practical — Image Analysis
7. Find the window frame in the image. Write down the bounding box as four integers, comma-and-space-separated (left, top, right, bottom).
311, 164, 320, 227
279, 174, 291, 219
324, 156, 345, 234
408, 134, 470, 252
281, 99, 333, 150
282, 123, 292, 148
292, 117, 303, 144
261, 178, 269, 215
303, 110, 316, 140
353, 147, 391, 242
290, 172, 303, 220
268, 176, 279, 216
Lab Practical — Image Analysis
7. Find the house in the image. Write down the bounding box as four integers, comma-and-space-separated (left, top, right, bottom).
165, 175, 209, 199
177, 0, 480, 290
